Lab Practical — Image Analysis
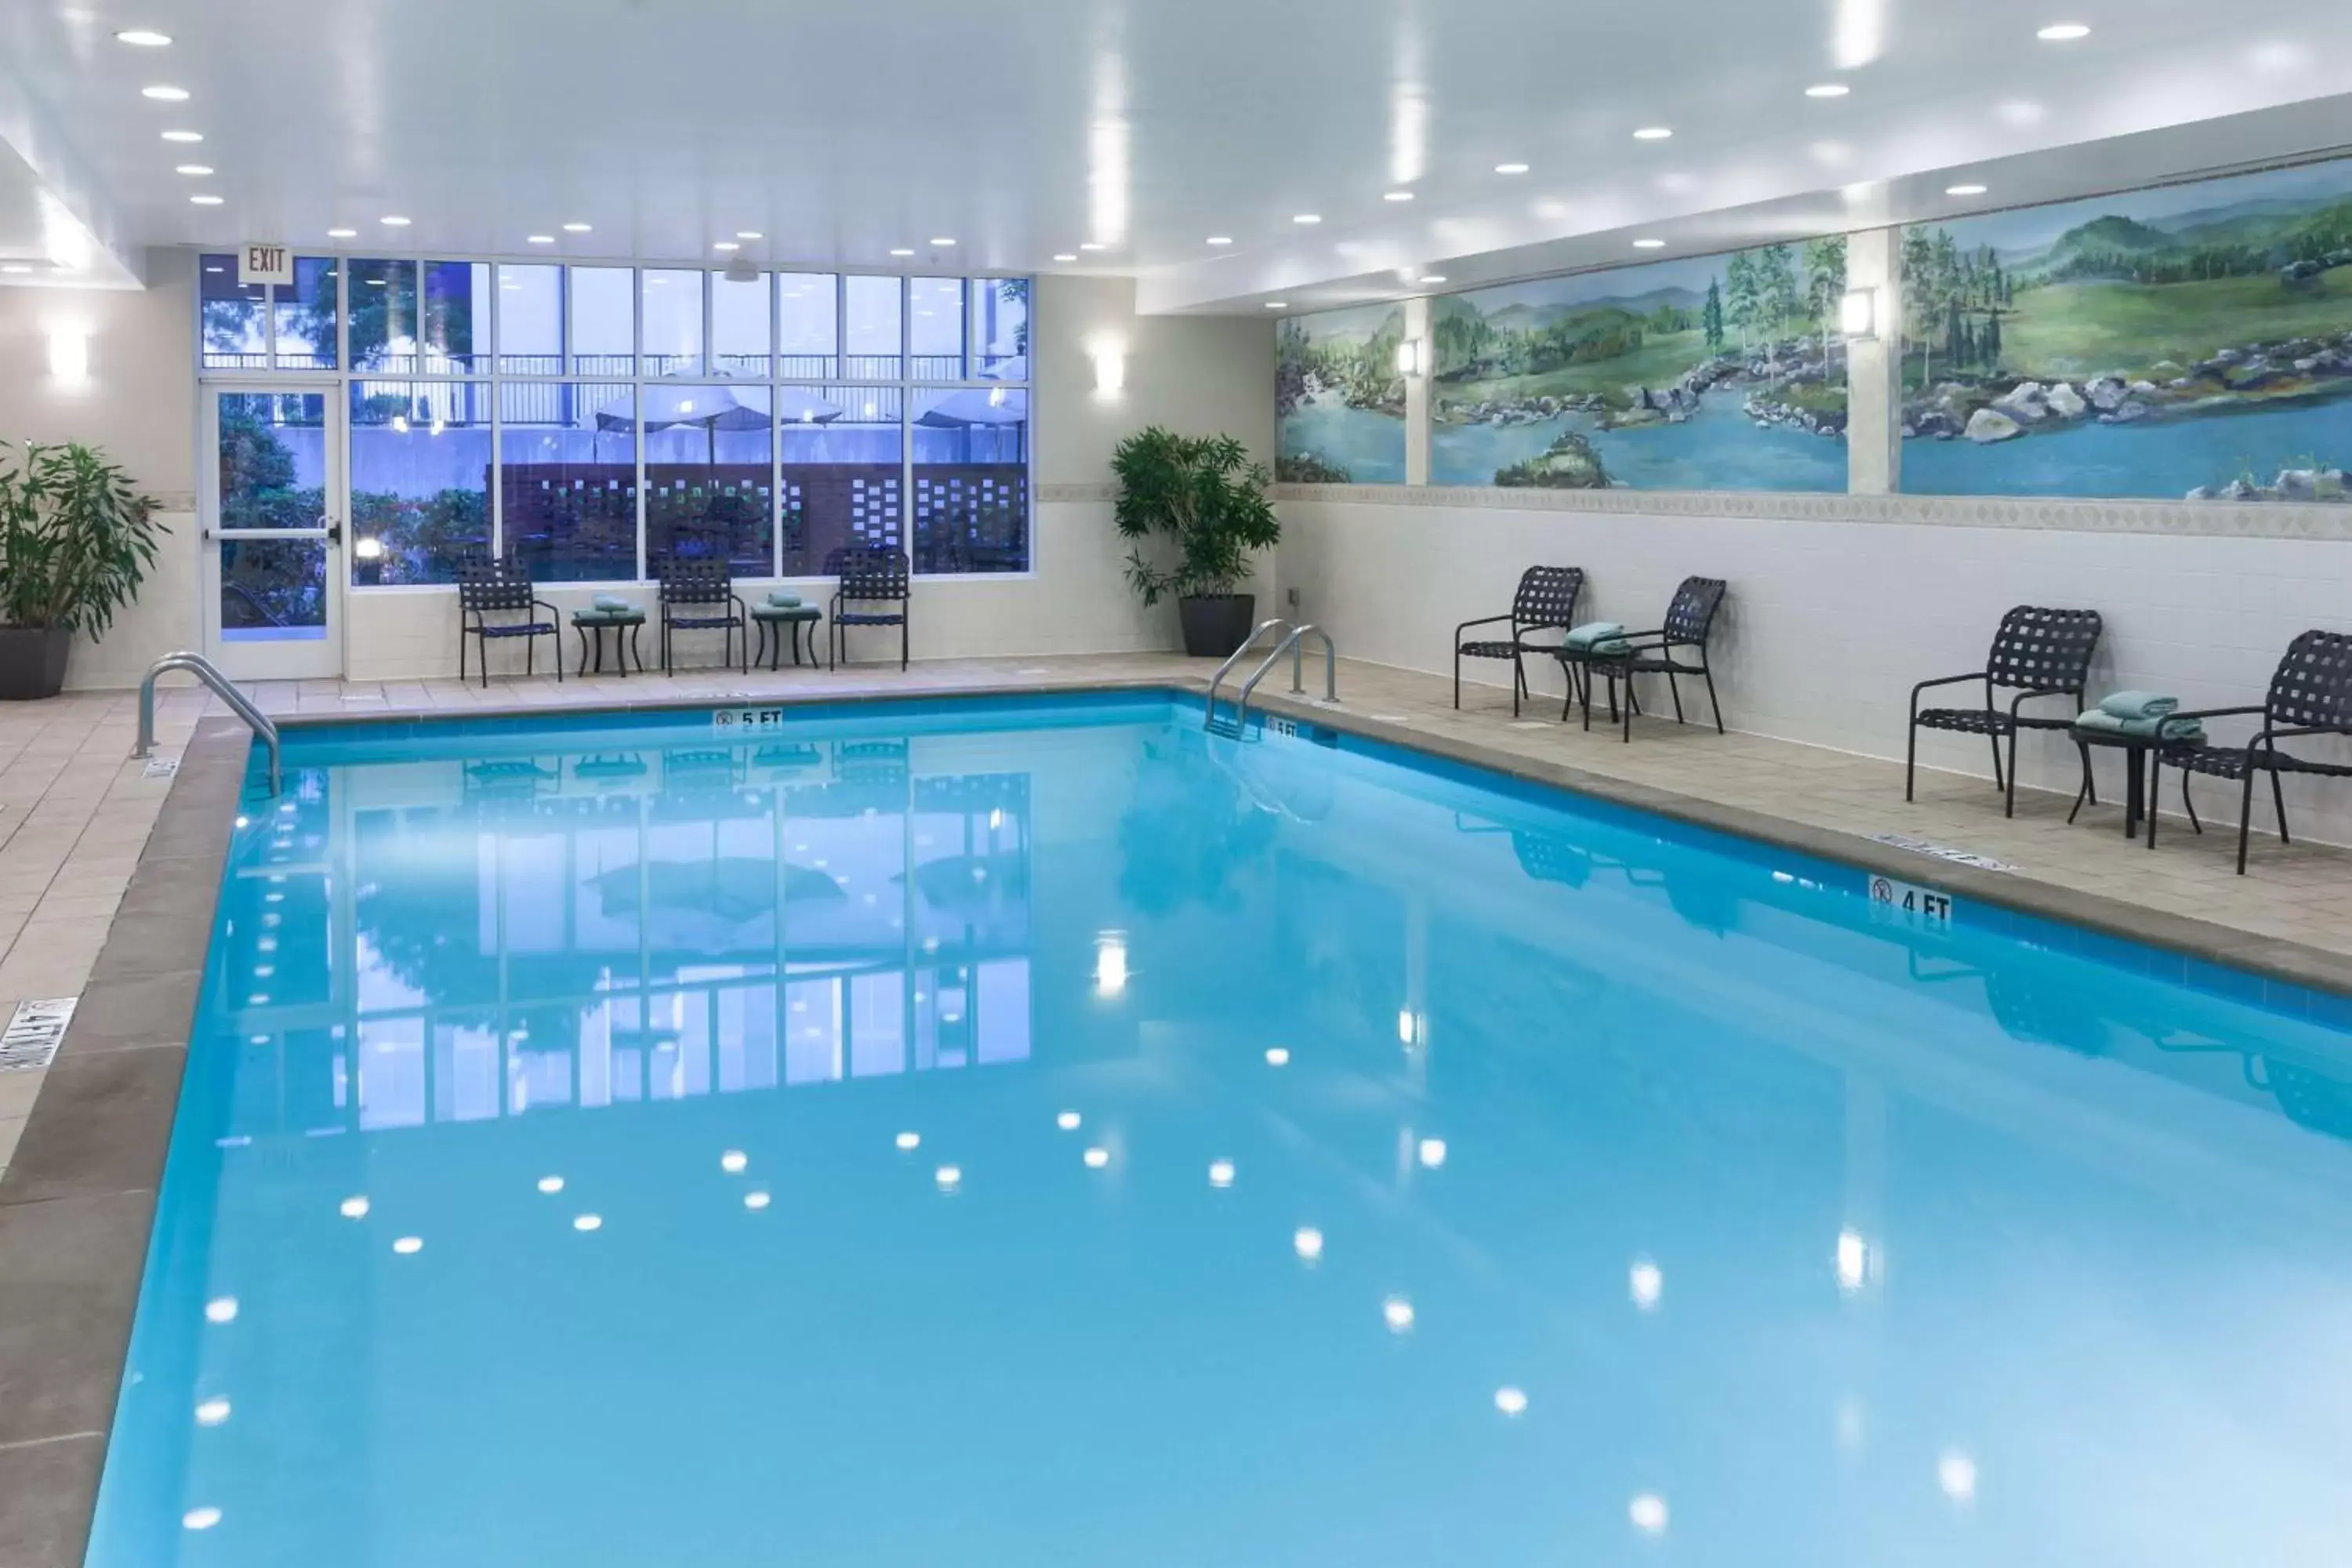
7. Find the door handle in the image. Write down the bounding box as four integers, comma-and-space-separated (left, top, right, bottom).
325, 523, 343, 545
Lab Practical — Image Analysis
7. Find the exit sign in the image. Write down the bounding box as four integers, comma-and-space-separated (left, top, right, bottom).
238, 244, 292, 287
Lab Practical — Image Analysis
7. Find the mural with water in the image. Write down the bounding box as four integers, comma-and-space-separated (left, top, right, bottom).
1276, 304, 1406, 484
1429, 242, 1852, 491
1900, 156, 2352, 503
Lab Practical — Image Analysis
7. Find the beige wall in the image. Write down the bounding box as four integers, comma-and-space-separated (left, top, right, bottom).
0, 249, 201, 688
12, 261, 1275, 687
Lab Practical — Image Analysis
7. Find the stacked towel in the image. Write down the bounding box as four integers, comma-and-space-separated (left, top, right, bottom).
1588, 638, 1632, 657
2074, 708, 2204, 743
2099, 691, 2177, 721
766, 591, 804, 608
591, 593, 635, 613
1563, 622, 1623, 650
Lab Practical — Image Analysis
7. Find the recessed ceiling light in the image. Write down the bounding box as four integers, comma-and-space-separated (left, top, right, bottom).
1265, 300, 1287, 309
561, 221, 591, 233
189, 194, 223, 205
161, 129, 201, 143
1051, 252, 1078, 262
1079, 241, 1106, 252
1417, 274, 1448, 285
1385, 191, 1414, 201
379, 214, 411, 226
174, 163, 212, 176
115, 28, 172, 45
1293, 213, 1322, 224
1206, 236, 1234, 245
2, 264, 32, 274
713, 241, 739, 251
326, 227, 357, 239
929, 236, 956, 246
735, 230, 763, 240
1945, 183, 1988, 196
527, 234, 555, 244
141, 85, 190, 101
1632, 238, 1666, 249
1494, 162, 1530, 175
1632, 126, 1673, 140
2037, 22, 2090, 40
889, 247, 915, 256
1806, 83, 1851, 97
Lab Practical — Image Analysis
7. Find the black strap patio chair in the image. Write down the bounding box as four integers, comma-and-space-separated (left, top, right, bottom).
1906, 605, 2103, 817
657, 559, 749, 675
826, 547, 910, 670
1453, 565, 1584, 715
456, 560, 560, 689
2151, 630, 2352, 873
1562, 576, 1728, 742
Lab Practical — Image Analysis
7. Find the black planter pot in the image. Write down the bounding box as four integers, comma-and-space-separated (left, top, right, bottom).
1177, 593, 1257, 659
0, 626, 71, 702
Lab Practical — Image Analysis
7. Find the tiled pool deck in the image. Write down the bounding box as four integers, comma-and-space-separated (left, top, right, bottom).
0, 650, 2347, 1562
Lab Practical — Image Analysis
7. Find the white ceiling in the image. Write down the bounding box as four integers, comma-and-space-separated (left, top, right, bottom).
0, 0, 2349, 309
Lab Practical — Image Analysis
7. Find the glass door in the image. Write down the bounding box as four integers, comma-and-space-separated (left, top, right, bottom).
201, 387, 344, 679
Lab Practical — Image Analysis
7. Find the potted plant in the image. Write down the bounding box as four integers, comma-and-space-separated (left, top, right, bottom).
0, 441, 162, 699
1112, 427, 1280, 658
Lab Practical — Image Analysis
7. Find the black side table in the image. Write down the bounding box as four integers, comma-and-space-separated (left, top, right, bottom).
751, 605, 823, 670
571, 610, 647, 677
2068, 726, 2204, 845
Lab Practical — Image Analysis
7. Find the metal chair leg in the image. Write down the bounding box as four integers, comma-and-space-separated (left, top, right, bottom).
1905, 720, 1918, 803
1702, 663, 1724, 735
2003, 727, 2020, 818
2270, 763, 2291, 846
2238, 766, 2257, 873
2067, 742, 2092, 825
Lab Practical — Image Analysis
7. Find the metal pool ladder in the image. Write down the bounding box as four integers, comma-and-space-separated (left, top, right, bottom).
132, 651, 282, 797
1204, 620, 1339, 737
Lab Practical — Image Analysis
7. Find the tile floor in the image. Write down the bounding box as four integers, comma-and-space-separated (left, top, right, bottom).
2, 652, 2347, 1181
0, 684, 207, 1181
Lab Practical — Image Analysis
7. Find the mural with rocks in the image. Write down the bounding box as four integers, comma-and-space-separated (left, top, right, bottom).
1900, 155, 2352, 503
1276, 304, 1407, 484
1428, 241, 1852, 491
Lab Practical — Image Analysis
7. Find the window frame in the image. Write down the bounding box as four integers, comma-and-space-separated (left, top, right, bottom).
194, 251, 1036, 590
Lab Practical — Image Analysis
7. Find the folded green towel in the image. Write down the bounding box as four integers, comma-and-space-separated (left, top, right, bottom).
2099, 690, 2177, 721
2074, 709, 2203, 742
592, 593, 633, 612
1588, 637, 1632, 657
1563, 622, 1623, 649
765, 591, 803, 608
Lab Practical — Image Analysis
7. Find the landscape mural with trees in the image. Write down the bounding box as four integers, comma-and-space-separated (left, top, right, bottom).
1427, 240, 1852, 490
1899, 154, 2352, 503
1276, 304, 1406, 483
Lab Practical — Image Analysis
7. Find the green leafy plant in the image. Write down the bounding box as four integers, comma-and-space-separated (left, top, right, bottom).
0, 441, 162, 635
1111, 427, 1279, 606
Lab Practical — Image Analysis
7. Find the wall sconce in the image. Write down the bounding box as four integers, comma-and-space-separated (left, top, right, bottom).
1094, 933, 1129, 996
1395, 336, 1426, 377
46, 324, 89, 383
1091, 343, 1126, 394
1838, 287, 1878, 341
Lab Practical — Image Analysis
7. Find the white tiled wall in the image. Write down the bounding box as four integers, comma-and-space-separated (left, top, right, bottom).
1279, 495, 2352, 842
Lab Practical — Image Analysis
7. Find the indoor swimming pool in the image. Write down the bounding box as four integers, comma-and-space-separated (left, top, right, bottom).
89, 692, 2352, 1566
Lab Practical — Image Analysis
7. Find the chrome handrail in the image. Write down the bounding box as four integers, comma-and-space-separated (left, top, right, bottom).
1235, 623, 1340, 731
132, 652, 281, 796
1203, 619, 1292, 731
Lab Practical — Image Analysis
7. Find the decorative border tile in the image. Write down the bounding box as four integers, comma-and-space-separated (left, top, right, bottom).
1272, 483, 2352, 541
1036, 481, 1119, 504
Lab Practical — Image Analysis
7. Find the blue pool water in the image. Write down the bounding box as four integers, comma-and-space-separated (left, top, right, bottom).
1432, 397, 1847, 492
91, 695, 2352, 1566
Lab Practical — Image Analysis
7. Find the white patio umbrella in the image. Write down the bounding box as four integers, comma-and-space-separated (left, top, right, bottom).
914, 385, 1029, 429
597, 384, 840, 460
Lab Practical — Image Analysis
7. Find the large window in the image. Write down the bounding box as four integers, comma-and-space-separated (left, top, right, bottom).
201, 258, 1031, 583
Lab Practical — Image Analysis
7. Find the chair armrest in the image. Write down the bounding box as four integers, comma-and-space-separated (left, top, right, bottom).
2256, 724, 2346, 745
1454, 613, 1512, 638
2008, 687, 2080, 716
532, 598, 559, 622
1911, 671, 1987, 699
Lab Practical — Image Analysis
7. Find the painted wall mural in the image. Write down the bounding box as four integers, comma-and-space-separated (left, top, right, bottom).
1900, 157, 2352, 503
1276, 304, 1406, 484
1429, 241, 1850, 491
